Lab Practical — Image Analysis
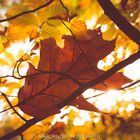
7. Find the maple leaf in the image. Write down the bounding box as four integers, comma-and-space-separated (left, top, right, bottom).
18, 29, 131, 118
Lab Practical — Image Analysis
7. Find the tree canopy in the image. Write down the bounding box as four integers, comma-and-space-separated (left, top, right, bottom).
0, 0, 140, 139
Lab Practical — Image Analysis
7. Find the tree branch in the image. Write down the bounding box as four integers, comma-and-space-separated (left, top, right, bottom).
86, 79, 140, 99
60, 20, 107, 88
0, 118, 40, 140
1, 1, 140, 139
1, 50, 140, 140
0, 0, 54, 23
97, 0, 140, 45
58, 50, 140, 108
0, 92, 27, 122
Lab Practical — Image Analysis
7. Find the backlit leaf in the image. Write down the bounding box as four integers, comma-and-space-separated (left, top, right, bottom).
6, 6, 39, 40
70, 18, 90, 40
7, 5, 39, 26
7, 24, 38, 40
38, 1, 65, 26
23, 0, 46, 8
39, 23, 61, 41
0, 42, 4, 53
11, 13, 39, 27
4, 51, 15, 62
102, 23, 118, 41
0, 58, 8, 65
30, 55, 40, 68
18, 29, 131, 118
97, 15, 112, 25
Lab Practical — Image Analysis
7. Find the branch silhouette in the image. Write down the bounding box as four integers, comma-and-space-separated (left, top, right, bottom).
0, 92, 27, 122
1, 50, 140, 140
97, 0, 140, 45
0, 1, 140, 140
57, 50, 140, 109
0, 0, 54, 23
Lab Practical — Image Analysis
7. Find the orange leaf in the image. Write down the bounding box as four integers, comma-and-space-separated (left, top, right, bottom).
70, 19, 90, 40
18, 29, 131, 118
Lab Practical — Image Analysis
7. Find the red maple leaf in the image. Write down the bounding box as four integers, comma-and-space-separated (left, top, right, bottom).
18, 29, 131, 118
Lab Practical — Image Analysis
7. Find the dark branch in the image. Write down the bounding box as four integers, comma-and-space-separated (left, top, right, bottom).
0, 118, 40, 140
1, 50, 140, 140
58, 50, 140, 108
97, 0, 140, 45
1, 92, 27, 122
0, 68, 81, 85
0, 0, 54, 23
86, 79, 140, 99
60, 20, 107, 88
1, 1, 140, 139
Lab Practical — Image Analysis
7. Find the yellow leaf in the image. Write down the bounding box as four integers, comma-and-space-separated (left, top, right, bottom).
4, 51, 15, 62
1, 36, 8, 43
127, 41, 139, 54
6, 6, 39, 40
0, 58, 8, 65
7, 24, 38, 40
7, 5, 39, 26
23, 0, 45, 8
30, 55, 40, 68
39, 23, 60, 40
0, 42, 4, 53
79, 0, 91, 8
6, 82, 21, 89
11, 13, 39, 27
97, 15, 112, 25
70, 18, 90, 40
20, 54, 30, 61
6, 5, 24, 17
17, 50, 26, 59
102, 23, 118, 41
38, 1, 65, 26
29, 29, 38, 41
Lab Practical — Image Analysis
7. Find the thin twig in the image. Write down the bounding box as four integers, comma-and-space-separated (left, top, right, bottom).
0, 107, 13, 113
59, 0, 70, 21
17, 64, 81, 85
0, 0, 54, 23
57, 50, 140, 110
120, 79, 140, 90
0, 68, 81, 113
0, 68, 81, 85
86, 79, 140, 99
0, 94, 17, 97
60, 19, 108, 88
85, 92, 106, 99
1, 1, 140, 139
1, 50, 140, 140
0, 92, 27, 122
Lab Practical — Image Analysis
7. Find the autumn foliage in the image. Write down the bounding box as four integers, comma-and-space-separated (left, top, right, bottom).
18, 29, 131, 118
0, 0, 139, 140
